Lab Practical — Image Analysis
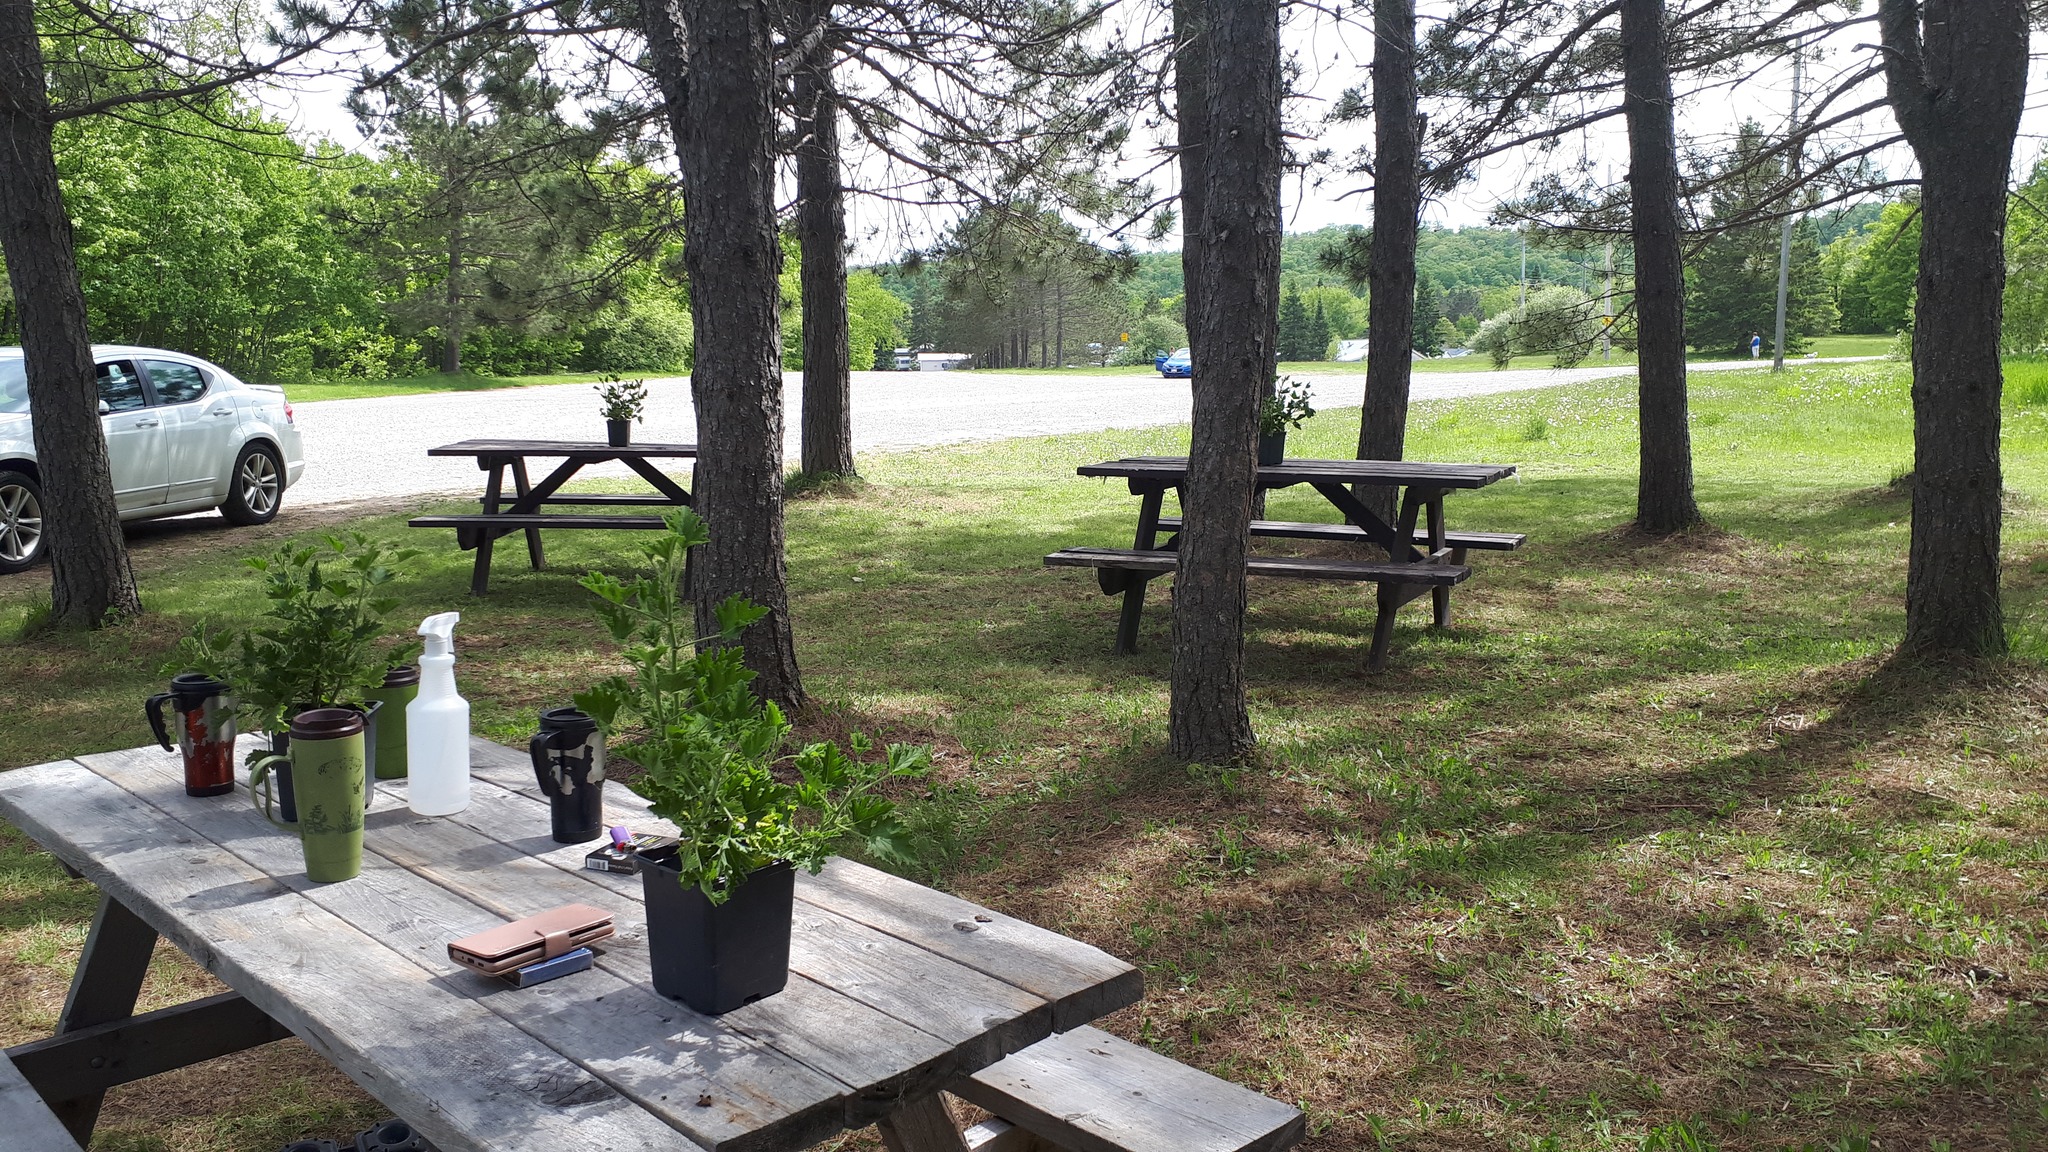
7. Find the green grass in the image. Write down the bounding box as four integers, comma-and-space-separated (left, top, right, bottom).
4, 358, 2047, 1150
966, 334, 1895, 379
277, 369, 678, 403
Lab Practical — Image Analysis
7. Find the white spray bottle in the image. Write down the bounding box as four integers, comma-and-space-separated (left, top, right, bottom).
407, 611, 470, 815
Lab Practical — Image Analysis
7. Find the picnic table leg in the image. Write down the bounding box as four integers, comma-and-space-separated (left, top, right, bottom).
49, 896, 157, 1144
1369, 586, 1401, 673
1426, 497, 1452, 628
877, 1092, 971, 1152
1113, 486, 1168, 654
472, 460, 505, 596
511, 457, 545, 571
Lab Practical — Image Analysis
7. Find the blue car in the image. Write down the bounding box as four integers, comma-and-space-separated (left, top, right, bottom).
1159, 347, 1192, 378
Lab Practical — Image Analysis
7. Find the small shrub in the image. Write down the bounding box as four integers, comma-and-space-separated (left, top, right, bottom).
1520, 414, 1550, 442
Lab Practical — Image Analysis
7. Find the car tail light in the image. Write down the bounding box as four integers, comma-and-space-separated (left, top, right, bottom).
283, 400, 294, 425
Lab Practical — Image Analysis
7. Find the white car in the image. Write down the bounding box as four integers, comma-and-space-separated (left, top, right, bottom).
0, 345, 305, 573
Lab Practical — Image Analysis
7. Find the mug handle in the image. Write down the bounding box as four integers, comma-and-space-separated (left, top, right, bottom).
530, 731, 559, 793
145, 692, 175, 752
247, 752, 293, 830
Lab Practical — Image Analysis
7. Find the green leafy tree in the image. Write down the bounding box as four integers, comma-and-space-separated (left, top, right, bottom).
347, 0, 660, 374
1684, 123, 1836, 355
1411, 275, 1445, 356
1305, 297, 1332, 360
846, 272, 909, 373
2004, 159, 2048, 353
1277, 288, 1311, 360
1826, 200, 1920, 335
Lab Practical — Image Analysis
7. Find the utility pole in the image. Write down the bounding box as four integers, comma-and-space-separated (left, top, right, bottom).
1519, 231, 1528, 309
1771, 39, 1803, 372
1602, 237, 1615, 362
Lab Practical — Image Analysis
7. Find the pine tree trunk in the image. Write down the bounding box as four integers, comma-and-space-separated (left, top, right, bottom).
1173, 0, 1207, 345
1621, 0, 1702, 534
1880, 0, 2025, 658
1168, 0, 1278, 764
793, 1, 854, 479
644, 0, 805, 707
441, 214, 464, 374
0, 0, 140, 628
1356, 0, 1419, 529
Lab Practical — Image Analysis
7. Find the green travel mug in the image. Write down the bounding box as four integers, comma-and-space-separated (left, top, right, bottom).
362, 665, 419, 780
250, 708, 366, 883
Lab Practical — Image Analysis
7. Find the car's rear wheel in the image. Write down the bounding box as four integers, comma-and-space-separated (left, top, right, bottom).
0, 470, 46, 574
221, 442, 283, 526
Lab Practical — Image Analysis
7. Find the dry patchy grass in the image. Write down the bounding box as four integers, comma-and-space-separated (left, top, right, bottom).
2, 361, 2046, 1150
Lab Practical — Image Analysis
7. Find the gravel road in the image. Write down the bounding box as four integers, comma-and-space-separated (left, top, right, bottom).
282, 357, 1864, 509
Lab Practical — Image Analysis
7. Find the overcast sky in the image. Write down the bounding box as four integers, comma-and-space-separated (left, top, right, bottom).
260, 5, 2048, 265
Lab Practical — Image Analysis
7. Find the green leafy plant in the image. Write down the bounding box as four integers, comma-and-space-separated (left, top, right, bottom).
573, 510, 929, 902
595, 374, 648, 422
170, 533, 421, 735
1259, 375, 1317, 436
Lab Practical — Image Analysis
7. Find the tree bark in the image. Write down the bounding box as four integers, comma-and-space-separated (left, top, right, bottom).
1621, 0, 1702, 534
1356, 0, 1419, 529
441, 212, 464, 374
643, 0, 806, 708
0, 0, 140, 628
1880, 0, 2024, 658
793, 0, 854, 478
1172, 0, 1207, 345
1168, 0, 1278, 764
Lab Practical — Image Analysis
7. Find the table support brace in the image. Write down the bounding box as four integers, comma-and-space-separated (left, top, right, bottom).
48, 896, 157, 1143
8, 992, 290, 1109
878, 1093, 972, 1152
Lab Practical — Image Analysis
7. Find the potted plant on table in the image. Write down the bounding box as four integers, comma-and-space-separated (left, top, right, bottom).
1258, 376, 1316, 465
171, 532, 422, 815
574, 510, 929, 1014
596, 375, 648, 447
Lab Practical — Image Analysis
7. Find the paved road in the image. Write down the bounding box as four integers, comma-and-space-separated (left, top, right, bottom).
283, 357, 1868, 508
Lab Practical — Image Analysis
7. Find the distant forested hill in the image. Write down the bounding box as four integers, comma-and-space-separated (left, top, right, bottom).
1127, 225, 1605, 303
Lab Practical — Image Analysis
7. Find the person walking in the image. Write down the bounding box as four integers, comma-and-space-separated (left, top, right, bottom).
1749, 332, 1763, 359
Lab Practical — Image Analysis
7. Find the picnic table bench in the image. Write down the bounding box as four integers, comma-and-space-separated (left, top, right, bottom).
0, 737, 1303, 1152
407, 438, 696, 595
1050, 456, 1521, 670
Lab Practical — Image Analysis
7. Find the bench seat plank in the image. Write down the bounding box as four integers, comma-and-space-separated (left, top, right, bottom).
409, 514, 669, 530
954, 1026, 1304, 1152
1045, 547, 1469, 587
1153, 516, 1524, 550
0, 1054, 83, 1152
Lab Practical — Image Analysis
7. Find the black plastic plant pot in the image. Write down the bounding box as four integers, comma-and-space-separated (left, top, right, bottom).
638, 847, 794, 1014
268, 699, 383, 820
607, 418, 632, 447
1257, 429, 1286, 466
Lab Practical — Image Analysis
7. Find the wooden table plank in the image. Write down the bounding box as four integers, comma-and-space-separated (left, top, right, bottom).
368, 773, 971, 1111
428, 439, 698, 459
0, 758, 696, 1152
800, 860, 1142, 1034
461, 741, 1142, 1031
0, 1053, 82, 1152
438, 755, 1050, 1106
1077, 456, 1515, 488
96, 745, 848, 1152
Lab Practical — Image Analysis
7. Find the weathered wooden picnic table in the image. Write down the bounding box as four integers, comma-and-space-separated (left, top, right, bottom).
1051, 456, 1521, 670
0, 736, 1144, 1152
408, 438, 698, 595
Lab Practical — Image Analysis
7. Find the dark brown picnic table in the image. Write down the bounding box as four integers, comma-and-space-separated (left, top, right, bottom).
408, 439, 697, 595
1053, 456, 1521, 669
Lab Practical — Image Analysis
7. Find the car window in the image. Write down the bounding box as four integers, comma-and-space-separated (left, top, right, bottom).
142, 359, 208, 405
97, 361, 148, 413
0, 360, 25, 415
